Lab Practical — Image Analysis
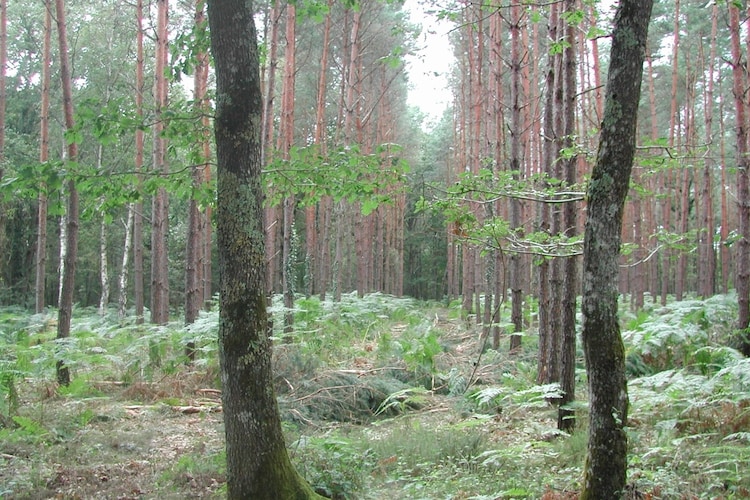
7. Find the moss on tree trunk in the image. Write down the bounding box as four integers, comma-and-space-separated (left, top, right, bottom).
579, 0, 653, 498
208, 0, 325, 497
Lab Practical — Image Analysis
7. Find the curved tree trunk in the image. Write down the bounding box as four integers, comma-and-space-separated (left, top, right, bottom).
207, 0, 323, 497
580, 0, 653, 497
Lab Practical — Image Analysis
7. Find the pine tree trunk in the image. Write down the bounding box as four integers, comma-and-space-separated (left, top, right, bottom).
729, 1, 750, 355
558, 0, 578, 432
150, 0, 170, 325
280, 2, 296, 329
185, 0, 210, 359
580, 1, 652, 496
537, 2, 556, 382
508, 0, 524, 350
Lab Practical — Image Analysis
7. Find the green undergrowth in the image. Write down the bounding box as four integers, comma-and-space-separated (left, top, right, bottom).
1, 292, 749, 498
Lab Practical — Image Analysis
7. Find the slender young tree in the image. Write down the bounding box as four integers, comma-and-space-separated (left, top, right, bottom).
36, 1, 53, 314
0, 0, 6, 284
207, 0, 324, 496
508, 0, 524, 351
54, 0, 81, 386
132, 0, 146, 323
580, 0, 652, 497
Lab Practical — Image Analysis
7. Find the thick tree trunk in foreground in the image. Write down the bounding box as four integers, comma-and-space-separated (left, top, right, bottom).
580, 0, 652, 498
207, 0, 323, 497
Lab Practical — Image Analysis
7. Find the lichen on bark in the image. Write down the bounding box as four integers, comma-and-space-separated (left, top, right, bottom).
579, 0, 653, 498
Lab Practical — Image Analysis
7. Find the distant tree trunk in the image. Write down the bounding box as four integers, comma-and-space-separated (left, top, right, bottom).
548, 0, 564, 365
54, 0, 81, 386
263, 0, 281, 297
720, 90, 731, 294
307, 1, 334, 299
150, 0, 170, 325
185, 0, 209, 359
280, 3, 296, 332
698, 5, 718, 298
36, 2, 52, 314
729, 1, 750, 356
580, 0, 652, 497
0, 0, 6, 287
58, 191, 67, 307
118, 206, 134, 319
508, 0, 524, 351
207, 0, 324, 496
537, 0, 558, 383
133, 0, 145, 323
558, 0, 578, 432
98, 145, 110, 316
99, 216, 110, 314
646, 49, 660, 298
660, 0, 681, 306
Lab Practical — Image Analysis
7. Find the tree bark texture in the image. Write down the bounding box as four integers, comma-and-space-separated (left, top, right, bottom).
729, 1, 750, 356
207, 0, 323, 497
54, 0, 80, 386
150, 0, 170, 325
558, 0, 578, 432
580, 0, 652, 497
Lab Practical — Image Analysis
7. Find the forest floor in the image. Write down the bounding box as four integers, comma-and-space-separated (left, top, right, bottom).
1, 293, 749, 499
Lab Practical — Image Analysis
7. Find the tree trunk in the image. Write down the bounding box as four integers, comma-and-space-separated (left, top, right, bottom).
207, 0, 323, 496
280, 3, 296, 331
54, 0, 81, 386
150, 0, 170, 325
508, 0, 524, 351
0, 0, 6, 288
133, 0, 145, 323
36, 2, 52, 314
98, 145, 110, 316
99, 215, 110, 315
558, 0, 578, 432
118, 206, 134, 320
698, 5, 718, 299
185, 0, 210, 359
580, 0, 652, 497
262, 0, 281, 296
537, 1, 557, 383
729, 1, 750, 355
